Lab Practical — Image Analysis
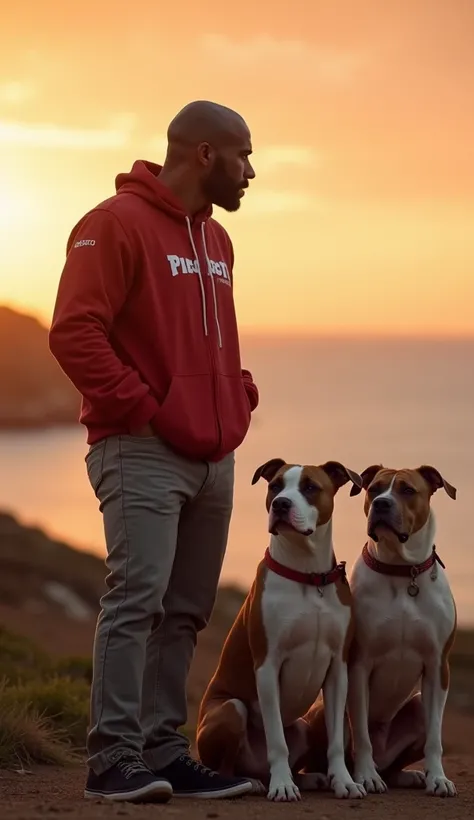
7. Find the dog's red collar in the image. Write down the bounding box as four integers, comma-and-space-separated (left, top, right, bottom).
361, 543, 445, 597
264, 547, 347, 589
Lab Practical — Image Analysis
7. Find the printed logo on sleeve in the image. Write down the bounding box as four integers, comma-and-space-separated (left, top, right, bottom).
74, 239, 96, 248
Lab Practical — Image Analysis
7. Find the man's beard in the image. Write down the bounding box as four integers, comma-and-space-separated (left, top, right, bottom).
202, 157, 244, 212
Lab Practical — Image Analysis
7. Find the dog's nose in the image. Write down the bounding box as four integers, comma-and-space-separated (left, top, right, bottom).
373, 496, 392, 512
272, 496, 292, 514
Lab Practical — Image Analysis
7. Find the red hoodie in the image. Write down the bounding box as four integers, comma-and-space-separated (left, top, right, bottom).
49, 160, 259, 461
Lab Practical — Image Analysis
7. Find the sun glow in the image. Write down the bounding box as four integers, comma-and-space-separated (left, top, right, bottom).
0, 177, 36, 237
0, 2, 473, 337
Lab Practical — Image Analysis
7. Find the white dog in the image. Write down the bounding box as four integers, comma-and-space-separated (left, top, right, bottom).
197, 458, 366, 802
347, 464, 457, 798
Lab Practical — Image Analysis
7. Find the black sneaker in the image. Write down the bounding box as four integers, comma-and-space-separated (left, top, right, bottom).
84, 752, 173, 803
153, 754, 253, 799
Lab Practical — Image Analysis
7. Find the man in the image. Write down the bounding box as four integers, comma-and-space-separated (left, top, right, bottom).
49, 100, 259, 803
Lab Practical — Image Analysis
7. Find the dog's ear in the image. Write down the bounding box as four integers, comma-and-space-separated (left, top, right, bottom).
349, 464, 383, 497
417, 465, 457, 500
320, 461, 363, 493
251, 458, 286, 485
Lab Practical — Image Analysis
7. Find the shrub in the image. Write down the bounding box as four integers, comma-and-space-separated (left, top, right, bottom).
0, 624, 92, 767
0, 682, 73, 769
1, 676, 90, 750
0, 624, 195, 768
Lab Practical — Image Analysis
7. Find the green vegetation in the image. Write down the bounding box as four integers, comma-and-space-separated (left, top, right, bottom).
1, 618, 474, 770
0, 626, 91, 768
0, 625, 198, 770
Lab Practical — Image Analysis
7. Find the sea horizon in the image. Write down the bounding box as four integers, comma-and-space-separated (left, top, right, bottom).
0, 334, 472, 623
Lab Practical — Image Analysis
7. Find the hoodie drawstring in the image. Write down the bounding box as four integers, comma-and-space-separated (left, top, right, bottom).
201, 222, 223, 349
184, 216, 223, 349
185, 217, 208, 338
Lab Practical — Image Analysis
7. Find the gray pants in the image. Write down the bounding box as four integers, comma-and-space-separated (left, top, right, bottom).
85, 434, 234, 775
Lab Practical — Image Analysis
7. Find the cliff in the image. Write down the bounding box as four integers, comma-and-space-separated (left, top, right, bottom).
0, 305, 80, 428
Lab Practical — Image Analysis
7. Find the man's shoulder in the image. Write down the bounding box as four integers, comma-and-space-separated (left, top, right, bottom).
66, 195, 141, 254
70, 194, 144, 241
91, 192, 140, 222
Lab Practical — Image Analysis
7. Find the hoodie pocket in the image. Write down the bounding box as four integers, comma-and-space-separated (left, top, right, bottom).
216, 374, 252, 456
152, 374, 219, 460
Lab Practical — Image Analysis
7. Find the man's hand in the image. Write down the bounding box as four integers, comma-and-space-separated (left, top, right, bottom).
129, 423, 155, 437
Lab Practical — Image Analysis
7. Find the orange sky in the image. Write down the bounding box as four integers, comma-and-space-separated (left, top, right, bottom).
0, 0, 473, 336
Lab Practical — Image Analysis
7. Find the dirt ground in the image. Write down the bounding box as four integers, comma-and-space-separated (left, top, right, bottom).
1, 710, 473, 820
1, 757, 472, 820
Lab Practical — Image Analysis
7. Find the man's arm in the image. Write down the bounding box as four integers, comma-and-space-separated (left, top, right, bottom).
242, 369, 259, 411
223, 229, 260, 413
49, 208, 159, 431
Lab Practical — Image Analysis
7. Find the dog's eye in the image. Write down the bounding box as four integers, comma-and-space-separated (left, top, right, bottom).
304, 481, 320, 494
269, 481, 283, 494
402, 485, 416, 495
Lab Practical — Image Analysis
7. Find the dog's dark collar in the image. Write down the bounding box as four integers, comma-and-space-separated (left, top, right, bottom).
264, 547, 347, 590
361, 543, 445, 597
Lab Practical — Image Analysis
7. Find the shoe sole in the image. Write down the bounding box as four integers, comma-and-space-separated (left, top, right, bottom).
84, 781, 173, 803
173, 780, 254, 799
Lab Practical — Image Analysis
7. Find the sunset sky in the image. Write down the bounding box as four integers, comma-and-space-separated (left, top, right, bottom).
0, 0, 473, 336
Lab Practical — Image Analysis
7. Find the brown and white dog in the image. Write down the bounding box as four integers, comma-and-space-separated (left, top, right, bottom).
347, 464, 457, 798
196, 458, 366, 802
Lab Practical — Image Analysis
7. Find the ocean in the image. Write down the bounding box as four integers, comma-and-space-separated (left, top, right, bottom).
1, 335, 473, 623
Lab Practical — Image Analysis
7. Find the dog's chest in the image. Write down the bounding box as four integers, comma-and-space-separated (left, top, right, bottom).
253, 576, 349, 724
353, 565, 455, 663
261, 575, 348, 658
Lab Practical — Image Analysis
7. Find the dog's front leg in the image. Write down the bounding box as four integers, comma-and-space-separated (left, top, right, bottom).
348, 661, 388, 793
323, 657, 366, 799
255, 660, 301, 802
421, 663, 456, 797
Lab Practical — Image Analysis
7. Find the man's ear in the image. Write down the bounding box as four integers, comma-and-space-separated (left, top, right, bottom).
350, 464, 384, 497
251, 458, 286, 485
417, 465, 457, 500
320, 461, 363, 493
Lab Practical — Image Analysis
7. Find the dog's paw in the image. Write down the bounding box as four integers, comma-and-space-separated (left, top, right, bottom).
425, 774, 457, 798
354, 767, 387, 794
330, 773, 366, 800
386, 769, 426, 789
267, 773, 301, 802
248, 778, 266, 795
294, 772, 329, 792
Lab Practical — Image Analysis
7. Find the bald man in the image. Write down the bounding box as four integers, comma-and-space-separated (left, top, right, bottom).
49, 101, 258, 803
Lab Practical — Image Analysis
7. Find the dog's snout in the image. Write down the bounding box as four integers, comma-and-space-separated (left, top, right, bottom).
272, 496, 292, 514
373, 496, 392, 512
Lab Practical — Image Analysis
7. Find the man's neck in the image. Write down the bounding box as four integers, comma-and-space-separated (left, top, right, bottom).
158, 165, 207, 217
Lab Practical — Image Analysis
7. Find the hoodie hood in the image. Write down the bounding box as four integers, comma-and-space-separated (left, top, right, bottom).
115, 159, 213, 223
116, 159, 221, 348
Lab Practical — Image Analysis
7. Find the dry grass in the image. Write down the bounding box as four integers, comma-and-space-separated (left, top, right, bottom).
0, 677, 90, 750
0, 682, 74, 769
0, 626, 91, 769
0, 623, 196, 769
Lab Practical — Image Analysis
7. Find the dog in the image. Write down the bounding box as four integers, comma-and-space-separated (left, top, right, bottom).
347, 464, 457, 798
196, 458, 367, 802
